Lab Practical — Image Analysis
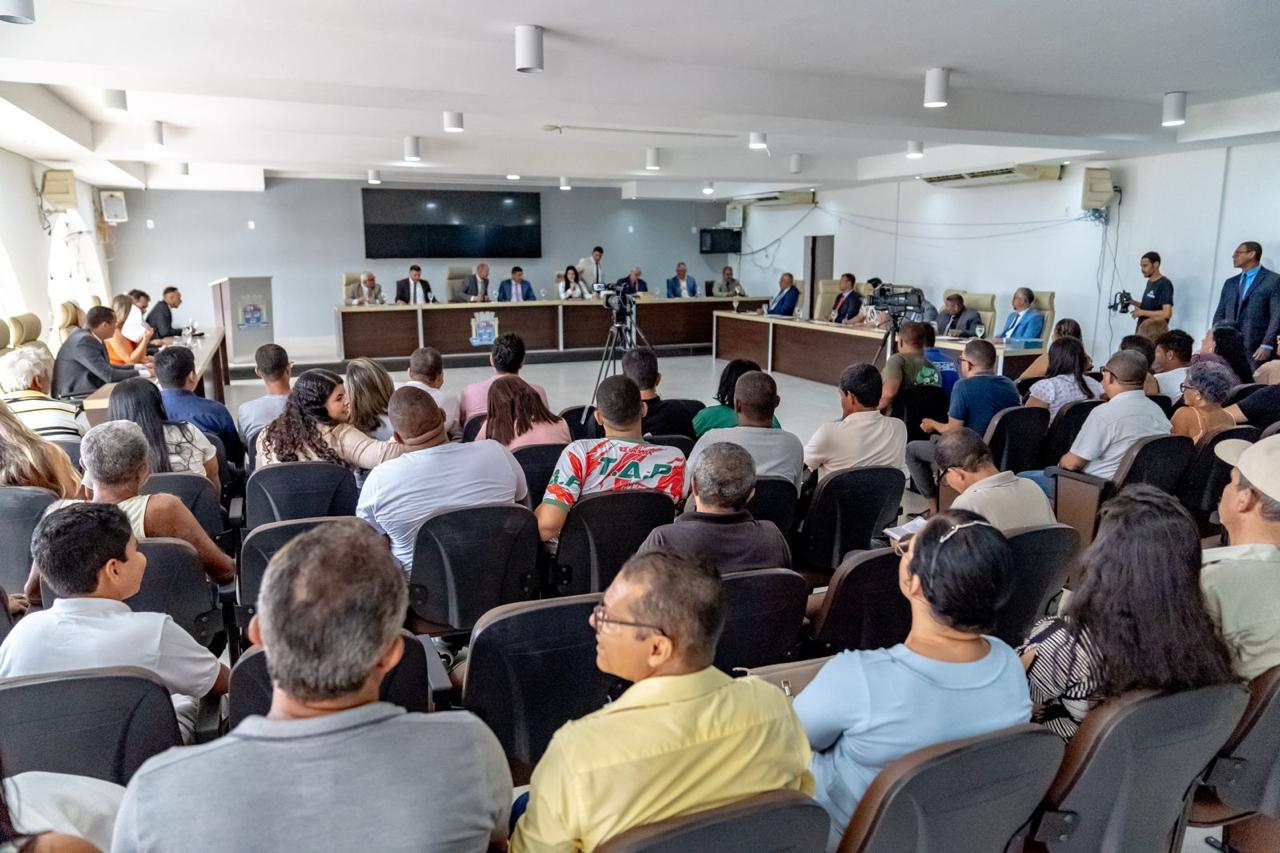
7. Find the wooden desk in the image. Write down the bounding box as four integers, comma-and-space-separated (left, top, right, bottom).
713, 312, 1042, 385
83, 328, 228, 426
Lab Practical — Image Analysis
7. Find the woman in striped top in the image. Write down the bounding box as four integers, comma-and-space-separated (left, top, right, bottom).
1018, 485, 1237, 739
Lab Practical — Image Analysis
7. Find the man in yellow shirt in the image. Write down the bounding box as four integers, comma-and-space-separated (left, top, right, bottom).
510, 551, 814, 852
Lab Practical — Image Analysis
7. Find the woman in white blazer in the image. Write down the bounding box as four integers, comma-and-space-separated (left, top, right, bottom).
559, 264, 593, 300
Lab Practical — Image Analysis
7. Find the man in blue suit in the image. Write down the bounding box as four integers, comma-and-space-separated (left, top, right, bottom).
997, 287, 1045, 341
758, 272, 800, 316
829, 273, 862, 324
1213, 241, 1280, 365
665, 262, 698, 299
616, 267, 649, 296
497, 266, 536, 302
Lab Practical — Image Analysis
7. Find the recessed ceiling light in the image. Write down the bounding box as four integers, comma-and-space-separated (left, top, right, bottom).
104, 89, 128, 112
702, 181, 714, 195
515, 24, 544, 73
426, 202, 437, 209
442, 111, 464, 133
147, 121, 166, 148
1062, 160, 1071, 165
645, 147, 661, 171
367, 169, 382, 185
906, 140, 925, 159
748, 132, 767, 150
0, 0, 35, 24
403, 136, 421, 161
247, 220, 256, 230
560, 176, 572, 191
914, 175, 921, 180
1162, 91, 1187, 127
145, 218, 155, 229
506, 174, 521, 181
923, 67, 950, 108
503, 197, 514, 204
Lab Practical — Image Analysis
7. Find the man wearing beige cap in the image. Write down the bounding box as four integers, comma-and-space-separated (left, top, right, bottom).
1201, 435, 1280, 680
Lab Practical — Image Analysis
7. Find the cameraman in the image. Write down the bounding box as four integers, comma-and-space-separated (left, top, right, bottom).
1128, 251, 1173, 335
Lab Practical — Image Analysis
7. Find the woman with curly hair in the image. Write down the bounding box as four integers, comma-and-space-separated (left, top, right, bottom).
0, 401, 80, 499
256, 369, 403, 471
344, 357, 395, 440
476, 375, 571, 449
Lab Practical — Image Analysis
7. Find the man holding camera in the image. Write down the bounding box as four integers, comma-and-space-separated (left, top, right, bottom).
1127, 251, 1173, 335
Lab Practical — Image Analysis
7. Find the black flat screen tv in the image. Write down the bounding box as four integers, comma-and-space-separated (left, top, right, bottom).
700, 227, 741, 254
362, 188, 542, 258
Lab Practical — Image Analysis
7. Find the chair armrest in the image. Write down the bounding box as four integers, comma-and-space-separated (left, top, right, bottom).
227, 496, 244, 528
194, 693, 228, 743
1052, 467, 1108, 491
1054, 467, 1109, 553
415, 635, 453, 711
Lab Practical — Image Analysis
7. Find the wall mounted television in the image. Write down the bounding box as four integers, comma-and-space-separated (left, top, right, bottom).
362, 188, 542, 258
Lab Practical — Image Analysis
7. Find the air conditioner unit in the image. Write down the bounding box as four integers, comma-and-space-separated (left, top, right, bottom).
721, 203, 744, 229
39, 169, 77, 211
732, 190, 816, 206
921, 164, 1062, 188
100, 191, 128, 224
1081, 167, 1116, 209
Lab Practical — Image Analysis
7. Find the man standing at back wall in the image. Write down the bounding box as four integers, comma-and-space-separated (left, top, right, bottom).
145, 286, 182, 339
1214, 241, 1279, 366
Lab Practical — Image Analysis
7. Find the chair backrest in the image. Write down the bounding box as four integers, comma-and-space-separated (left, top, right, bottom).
745, 476, 800, 535
409, 504, 540, 631
0, 583, 12, 645
229, 634, 432, 729
559, 405, 597, 441
813, 548, 910, 652
245, 461, 358, 529
513, 442, 567, 506
747, 656, 832, 698
891, 385, 949, 443
237, 517, 343, 623
8, 313, 42, 347
984, 406, 1050, 473
598, 790, 831, 853
1016, 375, 1040, 399
462, 415, 487, 443
0, 485, 57, 593
646, 433, 694, 456
555, 490, 676, 595
1031, 684, 1249, 852
1147, 394, 1174, 418
994, 524, 1079, 647
1226, 383, 1264, 407
1177, 426, 1260, 514
446, 264, 473, 302
0, 667, 181, 784
945, 290, 997, 333
51, 438, 81, 471
1033, 290, 1056, 338
245, 427, 262, 473
667, 398, 706, 418
838, 724, 1064, 853
141, 472, 224, 542
1113, 433, 1194, 491
796, 467, 905, 572
1264, 420, 1280, 439
1199, 667, 1280, 818
715, 569, 808, 673
1040, 399, 1104, 467
463, 594, 618, 784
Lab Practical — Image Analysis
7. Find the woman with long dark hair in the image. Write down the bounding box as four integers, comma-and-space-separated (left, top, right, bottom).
1018, 318, 1088, 379
1027, 336, 1103, 419
1020, 485, 1237, 740
1194, 324, 1255, 386
558, 264, 591, 300
256, 369, 403, 470
107, 377, 218, 490
692, 359, 778, 436
477, 375, 571, 449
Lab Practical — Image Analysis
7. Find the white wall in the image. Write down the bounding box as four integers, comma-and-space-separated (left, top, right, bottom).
735, 142, 1280, 363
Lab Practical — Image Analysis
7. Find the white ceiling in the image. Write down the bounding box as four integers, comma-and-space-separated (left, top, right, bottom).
0, 0, 1278, 194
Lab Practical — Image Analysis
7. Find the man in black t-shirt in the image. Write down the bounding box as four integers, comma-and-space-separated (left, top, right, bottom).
619, 347, 696, 440
1229, 384, 1280, 431
1129, 251, 1173, 334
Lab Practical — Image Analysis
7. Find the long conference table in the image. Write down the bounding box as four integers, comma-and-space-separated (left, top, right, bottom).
713, 311, 1043, 385
83, 327, 229, 426
337, 297, 769, 359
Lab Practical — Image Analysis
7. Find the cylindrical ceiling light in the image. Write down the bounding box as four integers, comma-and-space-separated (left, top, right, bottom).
645, 147, 661, 170
906, 140, 925, 159
442, 111, 464, 133
367, 169, 382, 185
748, 132, 768, 150
515, 25, 544, 73
1162, 91, 1187, 127
147, 121, 166, 148
559, 176, 571, 191
702, 181, 714, 196
506, 174, 521, 181
923, 67, 950, 108
177, 162, 189, 176
0, 0, 35, 24
104, 89, 129, 112
788, 153, 802, 174
403, 135, 421, 161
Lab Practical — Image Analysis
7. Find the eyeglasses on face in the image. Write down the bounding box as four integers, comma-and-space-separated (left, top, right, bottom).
590, 604, 665, 636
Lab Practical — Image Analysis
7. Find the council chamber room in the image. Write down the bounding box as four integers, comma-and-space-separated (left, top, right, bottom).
1, 2, 1280, 852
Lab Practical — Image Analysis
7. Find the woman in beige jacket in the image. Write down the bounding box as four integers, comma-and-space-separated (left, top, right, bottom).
256, 369, 403, 471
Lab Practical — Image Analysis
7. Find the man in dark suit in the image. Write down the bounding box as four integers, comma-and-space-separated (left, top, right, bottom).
938, 293, 982, 337
617, 267, 649, 296
145, 286, 182, 338
1214, 241, 1280, 365
462, 262, 491, 302
395, 264, 435, 304
53, 306, 141, 397
829, 273, 862, 324
496, 266, 536, 302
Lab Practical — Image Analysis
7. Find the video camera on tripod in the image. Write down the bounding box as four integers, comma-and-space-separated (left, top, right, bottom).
592, 281, 637, 327
870, 283, 925, 320
1108, 290, 1133, 313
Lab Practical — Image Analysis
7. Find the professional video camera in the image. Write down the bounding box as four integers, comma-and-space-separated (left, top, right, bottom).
1108, 290, 1133, 313
593, 281, 637, 327
870, 283, 925, 318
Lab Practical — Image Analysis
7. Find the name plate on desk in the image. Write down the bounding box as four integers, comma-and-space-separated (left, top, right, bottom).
1002, 338, 1044, 351
469, 311, 498, 347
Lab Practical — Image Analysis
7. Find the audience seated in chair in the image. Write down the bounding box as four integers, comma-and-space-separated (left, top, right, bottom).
510, 551, 812, 852
692, 359, 779, 437
458, 334, 550, 426
255, 369, 403, 472
792, 510, 1031, 851
155, 346, 244, 466
475, 376, 571, 450
356, 386, 528, 572
1019, 350, 1170, 498
535, 375, 685, 545
0, 346, 89, 443
0, 503, 228, 743
343, 357, 396, 442
111, 521, 512, 852
686, 371, 803, 492
105, 293, 153, 367
51, 305, 141, 399
1118, 334, 1162, 395
1172, 362, 1237, 443
1201, 436, 1280, 679
109, 378, 219, 493
0, 401, 80, 499
934, 429, 1054, 532
618, 348, 695, 440
638, 443, 790, 573
906, 340, 1020, 500
1152, 329, 1193, 400
1019, 485, 1237, 740
403, 346, 460, 440
1017, 318, 1086, 380
1026, 336, 1102, 420
236, 343, 291, 447
878, 322, 939, 413
805, 363, 907, 481
25, 421, 235, 605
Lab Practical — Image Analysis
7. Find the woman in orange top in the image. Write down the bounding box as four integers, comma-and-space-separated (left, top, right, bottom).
105, 293, 153, 365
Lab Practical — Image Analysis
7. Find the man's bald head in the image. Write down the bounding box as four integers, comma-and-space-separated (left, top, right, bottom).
1104, 349, 1149, 386
388, 386, 443, 441
733, 371, 780, 424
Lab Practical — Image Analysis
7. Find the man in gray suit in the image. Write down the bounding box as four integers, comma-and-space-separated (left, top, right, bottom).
344, 272, 385, 305
462, 262, 492, 303
53, 305, 141, 397
1214, 241, 1280, 365
938, 293, 983, 337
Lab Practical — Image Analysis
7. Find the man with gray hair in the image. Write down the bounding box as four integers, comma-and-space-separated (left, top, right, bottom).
0, 344, 88, 441
345, 271, 385, 305
638, 442, 791, 572
112, 521, 512, 853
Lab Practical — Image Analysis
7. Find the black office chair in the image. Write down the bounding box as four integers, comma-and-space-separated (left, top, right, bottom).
559, 405, 597, 441
0, 583, 13, 645
1177, 426, 1260, 524
1263, 420, 1280, 439
598, 790, 830, 853
993, 524, 1079, 647
408, 504, 540, 633
714, 569, 807, 673
891, 385, 949, 444
1225, 383, 1264, 407
244, 462, 357, 530
513, 443, 567, 506
745, 476, 800, 535
554, 490, 676, 595
668, 398, 707, 419
0, 667, 181, 785
200, 429, 243, 504
51, 438, 82, 470
244, 428, 262, 474
0, 485, 57, 593
1147, 393, 1174, 418
1016, 376, 1041, 400
646, 433, 694, 456
811, 548, 911, 653
791, 467, 904, 582
236, 517, 347, 630
1039, 399, 1103, 468
984, 406, 1050, 473
142, 471, 225, 544
462, 415, 487, 443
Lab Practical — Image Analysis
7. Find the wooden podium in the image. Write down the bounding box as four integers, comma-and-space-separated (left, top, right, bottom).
210, 276, 274, 365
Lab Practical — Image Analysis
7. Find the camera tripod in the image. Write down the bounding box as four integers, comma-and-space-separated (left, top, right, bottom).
582, 304, 650, 429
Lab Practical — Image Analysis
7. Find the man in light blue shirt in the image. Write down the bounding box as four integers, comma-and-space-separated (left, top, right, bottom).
237, 344, 291, 448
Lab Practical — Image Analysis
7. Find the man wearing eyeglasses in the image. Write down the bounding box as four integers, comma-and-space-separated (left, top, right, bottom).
510, 551, 813, 853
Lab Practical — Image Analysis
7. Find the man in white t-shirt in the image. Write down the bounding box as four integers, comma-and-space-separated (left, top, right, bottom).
357, 386, 527, 571
686, 371, 804, 492
804, 363, 907, 480
1153, 329, 1192, 401
403, 346, 460, 440
0, 503, 227, 742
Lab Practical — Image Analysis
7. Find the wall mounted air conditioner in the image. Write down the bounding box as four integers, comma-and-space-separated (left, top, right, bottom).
100, 191, 128, 224
732, 190, 816, 206
39, 169, 77, 211
1081, 167, 1116, 209
921, 164, 1062, 188
721, 203, 744, 229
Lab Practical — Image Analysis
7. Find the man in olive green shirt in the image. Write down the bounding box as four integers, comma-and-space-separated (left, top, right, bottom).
878, 321, 939, 412
1201, 436, 1280, 680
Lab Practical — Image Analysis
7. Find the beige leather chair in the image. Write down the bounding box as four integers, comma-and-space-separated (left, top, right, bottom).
0, 318, 11, 357
791, 279, 805, 317
944, 289, 997, 337
1033, 290, 1056, 339
56, 302, 82, 345
814, 279, 841, 319
341, 272, 362, 303
88, 296, 102, 308
446, 265, 474, 303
